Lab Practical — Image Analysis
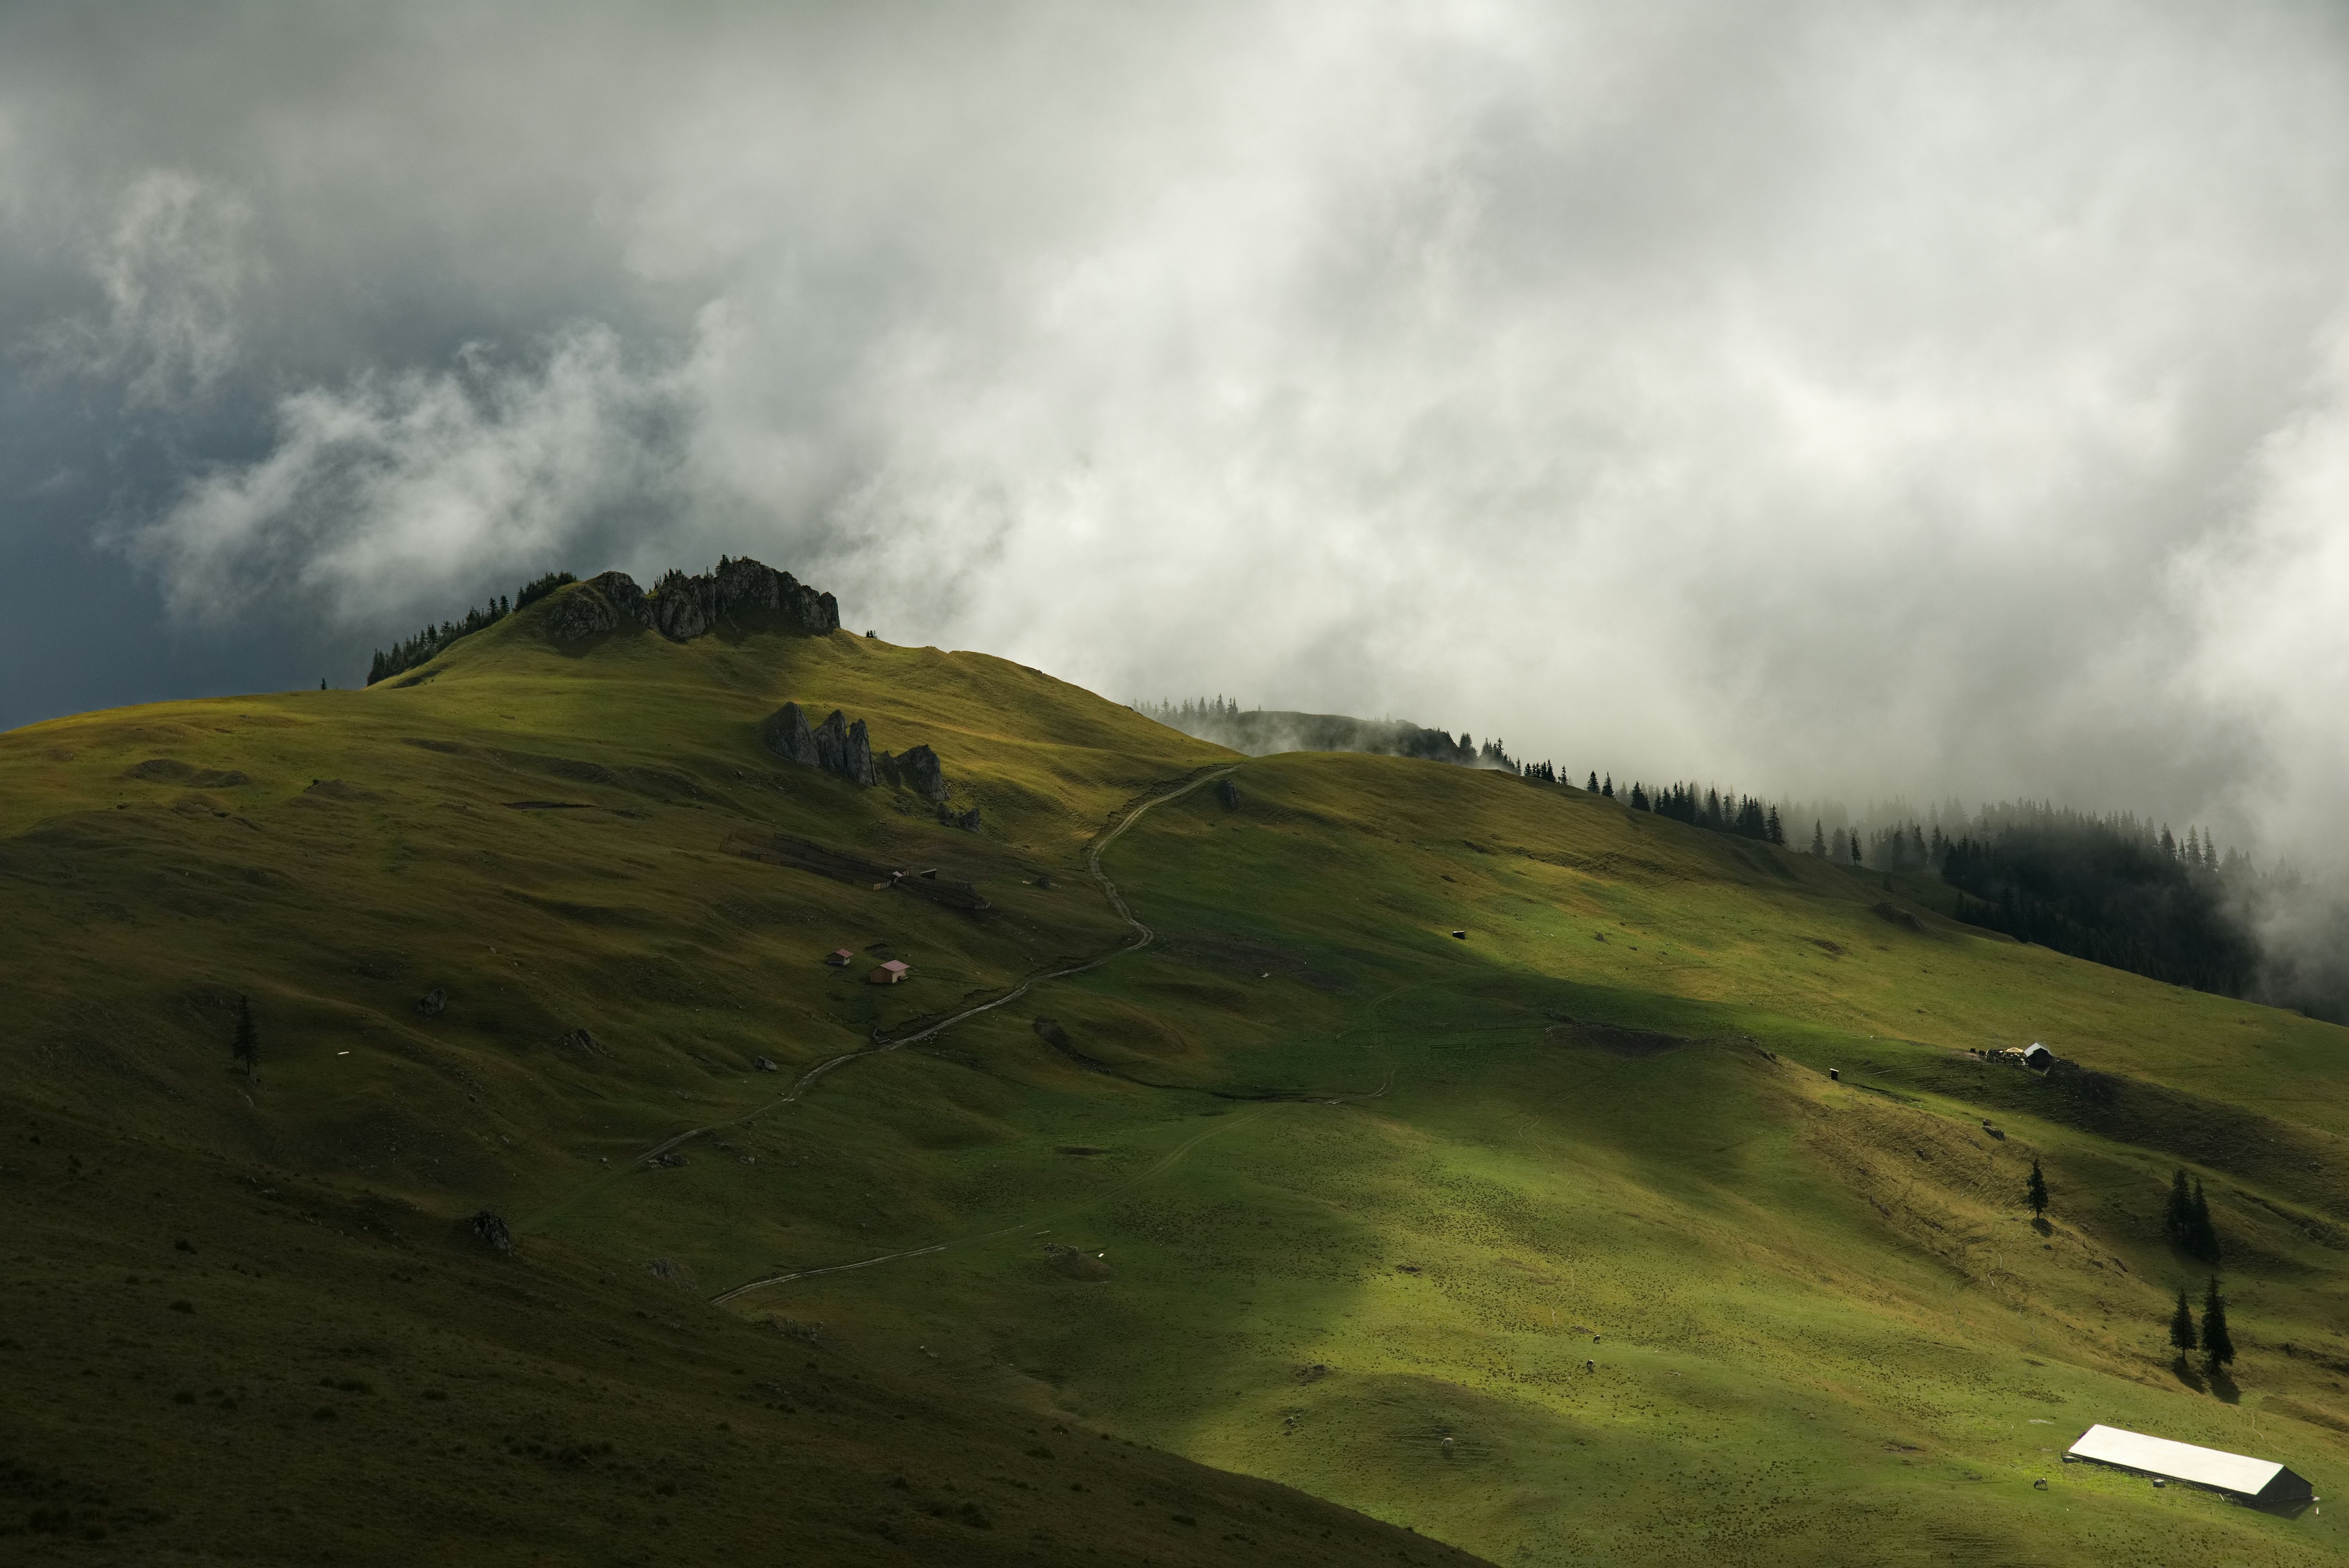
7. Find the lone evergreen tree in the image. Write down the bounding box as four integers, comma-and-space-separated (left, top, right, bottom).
2163, 1168, 2194, 1245
1847, 830, 1863, 865
1587, 771, 1600, 792
2186, 1176, 2220, 1263
2026, 1156, 2048, 1219
231, 995, 258, 1082
2201, 1276, 2235, 1373
1811, 820, 1827, 857
2167, 1286, 2198, 1354
1602, 774, 1614, 799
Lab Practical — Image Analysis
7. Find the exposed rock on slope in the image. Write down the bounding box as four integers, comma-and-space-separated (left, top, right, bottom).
545, 555, 839, 643
762, 703, 877, 786
761, 703, 962, 823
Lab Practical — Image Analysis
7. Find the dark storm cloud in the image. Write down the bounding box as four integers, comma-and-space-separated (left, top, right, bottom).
7, 1, 2349, 892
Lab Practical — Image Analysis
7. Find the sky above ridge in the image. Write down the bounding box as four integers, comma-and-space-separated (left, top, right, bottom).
5, 2, 2349, 877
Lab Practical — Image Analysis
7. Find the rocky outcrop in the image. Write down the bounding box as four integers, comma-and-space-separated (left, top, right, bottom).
554, 1028, 606, 1060
759, 702, 818, 766
811, 709, 877, 787
763, 703, 962, 818
467, 1211, 513, 1256
543, 555, 840, 644
894, 745, 948, 804
764, 703, 878, 786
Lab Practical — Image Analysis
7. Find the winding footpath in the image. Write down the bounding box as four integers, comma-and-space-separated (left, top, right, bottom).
519, 764, 1236, 1235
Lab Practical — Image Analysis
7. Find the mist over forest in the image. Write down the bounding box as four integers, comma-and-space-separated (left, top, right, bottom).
1143, 692, 2345, 1023
3, 5, 2348, 1022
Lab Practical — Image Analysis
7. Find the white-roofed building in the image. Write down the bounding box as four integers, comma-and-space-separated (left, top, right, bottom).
2064, 1423, 2314, 1506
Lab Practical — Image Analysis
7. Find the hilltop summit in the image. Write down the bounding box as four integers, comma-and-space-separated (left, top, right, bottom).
545, 554, 840, 642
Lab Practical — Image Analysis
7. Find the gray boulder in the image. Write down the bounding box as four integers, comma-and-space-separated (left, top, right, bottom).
842, 718, 877, 788
898, 744, 948, 803
467, 1211, 513, 1255
760, 702, 822, 767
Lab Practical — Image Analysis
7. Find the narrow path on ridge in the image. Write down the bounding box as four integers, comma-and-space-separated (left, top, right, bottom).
519, 763, 1239, 1233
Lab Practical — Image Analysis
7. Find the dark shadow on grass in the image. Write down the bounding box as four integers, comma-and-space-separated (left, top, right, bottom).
2169, 1354, 2206, 1393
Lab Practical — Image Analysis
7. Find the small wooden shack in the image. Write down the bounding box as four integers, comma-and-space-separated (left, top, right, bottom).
869, 959, 911, 985
825, 948, 854, 967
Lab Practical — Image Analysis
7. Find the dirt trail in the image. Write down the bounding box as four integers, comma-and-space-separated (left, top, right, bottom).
520, 764, 1238, 1231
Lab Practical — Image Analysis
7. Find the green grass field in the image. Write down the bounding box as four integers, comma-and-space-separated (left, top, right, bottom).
4, 584, 2346, 1564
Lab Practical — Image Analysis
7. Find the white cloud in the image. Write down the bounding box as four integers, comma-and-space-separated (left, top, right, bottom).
37, 170, 252, 407
2178, 319, 2349, 867
7, 0, 2349, 854
134, 326, 689, 622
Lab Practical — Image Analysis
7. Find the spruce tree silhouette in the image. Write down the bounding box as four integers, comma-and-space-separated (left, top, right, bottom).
2201, 1276, 2235, 1375
2167, 1286, 2197, 1354
2162, 1169, 2193, 1245
2026, 1156, 2049, 1220
2186, 1177, 2221, 1263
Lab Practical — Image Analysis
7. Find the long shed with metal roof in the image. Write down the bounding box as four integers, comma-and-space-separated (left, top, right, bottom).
2064, 1423, 2314, 1506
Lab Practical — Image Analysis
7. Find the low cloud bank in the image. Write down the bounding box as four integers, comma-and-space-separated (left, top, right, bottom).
2, 3, 2348, 1009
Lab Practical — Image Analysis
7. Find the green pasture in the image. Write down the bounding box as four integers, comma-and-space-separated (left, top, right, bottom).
4, 584, 2347, 1565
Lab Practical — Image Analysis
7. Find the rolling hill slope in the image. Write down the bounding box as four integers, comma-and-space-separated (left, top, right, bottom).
4, 573, 2347, 1565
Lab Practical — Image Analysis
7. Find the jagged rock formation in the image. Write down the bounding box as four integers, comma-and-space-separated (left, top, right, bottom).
896, 745, 948, 804
761, 702, 963, 823
544, 555, 839, 643
761, 703, 876, 785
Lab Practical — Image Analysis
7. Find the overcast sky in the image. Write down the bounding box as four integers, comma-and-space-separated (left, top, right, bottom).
6, 1, 2349, 871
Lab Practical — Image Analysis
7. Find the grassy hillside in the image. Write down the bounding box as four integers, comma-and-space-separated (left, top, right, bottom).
4, 581, 2348, 1564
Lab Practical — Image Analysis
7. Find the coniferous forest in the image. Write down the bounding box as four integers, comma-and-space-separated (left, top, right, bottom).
366, 571, 574, 685
1137, 697, 2280, 1009
1936, 807, 2257, 995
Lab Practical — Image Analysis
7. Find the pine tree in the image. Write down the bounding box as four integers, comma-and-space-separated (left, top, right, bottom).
1811, 820, 1827, 857
1586, 772, 1600, 792
2167, 1286, 2198, 1353
2187, 1177, 2220, 1263
2026, 1156, 2048, 1219
2163, 1169, 2194, 1246
1847, 830, 1863, 866
1602, 775, 1614, 799
231, 996, 258, 1083
2200, 1276, 2235, 1372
